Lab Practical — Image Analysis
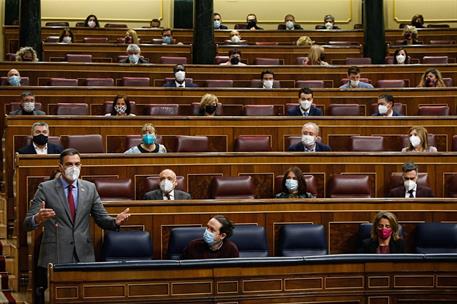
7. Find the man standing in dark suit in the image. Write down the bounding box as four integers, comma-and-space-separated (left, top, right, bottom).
287, 87, 322, 116
9, 91, 46, 115
163, 64, 198, 88
143, 169, 191, 200
17, 122, 63, 154
388, 162, 434, 198
288, 122, 331, 152
372, 94, 402, 117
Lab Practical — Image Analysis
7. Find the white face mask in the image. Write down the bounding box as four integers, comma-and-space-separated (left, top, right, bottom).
175, 71, 186, 82
128, 54, 139, 64
23, 102, 35, 112
213, 20, 221, 29
404, 179, 416, 191
263, 80, 274, 89
378, 104, 388, 115
302, 134, 316, 147
62, 36, 72, 43
409, 135, 421, 148
396, 54, 406, 64
88, 20, 96, 28
325, 22, 333, 29
231, 35, 241, 43
64, 166, 80, 182
350, 80, 360, 87
285, 21, 294, 30
299, 99, 312, 110
160, 179, 174, 194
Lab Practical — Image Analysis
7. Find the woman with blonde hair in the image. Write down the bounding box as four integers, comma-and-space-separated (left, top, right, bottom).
296, 36, 314, 47
402, 126, 437, 152
124, 29, 139, 44
198, 93, 220, 116
360, 211, 405, 253
307, 45, 329, 66
417, 68, 446, 87
124, 123, 167, 154
402, 25, 420, 45
15, 47, 39, 62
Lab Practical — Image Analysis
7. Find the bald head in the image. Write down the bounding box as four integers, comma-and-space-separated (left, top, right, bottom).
159, 169, 177, 188
7, 69, 20, 77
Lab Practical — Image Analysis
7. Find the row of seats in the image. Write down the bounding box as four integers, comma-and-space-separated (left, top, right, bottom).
101, 222, 457, 260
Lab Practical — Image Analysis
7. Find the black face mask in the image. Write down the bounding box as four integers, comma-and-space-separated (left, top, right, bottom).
230, 56, 240, 65
247, 20, 257, 28
125, 36, 133, 44
205, 105, 217, 114
33, 134, 48, 146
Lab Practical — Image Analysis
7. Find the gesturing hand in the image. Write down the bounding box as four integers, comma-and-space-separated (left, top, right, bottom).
35, 201, 56, 225
115, 208, 130, 225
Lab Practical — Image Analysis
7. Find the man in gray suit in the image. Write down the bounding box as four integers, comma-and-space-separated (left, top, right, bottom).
24, 148, 130, 303
143, 169, 191, 200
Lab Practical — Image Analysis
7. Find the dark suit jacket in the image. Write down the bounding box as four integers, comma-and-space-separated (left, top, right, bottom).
163, 80, 198, 88
387, 185, 434, 197
277, 23, 303, 30
216, 24, 228, 29
288, 141, 332, 152
143, 189, 192, 200
287, 105, 322, 116
372, 110, 402, 117
119, 57, 149, 64
360, 238, 406, 253
9, 108, 46, 115
17, 142, 64, 154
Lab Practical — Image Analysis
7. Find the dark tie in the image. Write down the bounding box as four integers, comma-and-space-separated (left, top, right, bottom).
67, 184, 76, 221
165, 193, 171, 200
408, 189, 415, 198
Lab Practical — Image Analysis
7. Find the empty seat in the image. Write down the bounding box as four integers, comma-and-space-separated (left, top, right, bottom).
278, 224, 327, 256
122, 77, 150, 86
295, 80, 325, 88
94, 178, 133, 200
376, 80, 406, 88
417, 105, 449, 116
429, 40, 456, 44
167, 227, 205, 259
415, 223, 457, 253
175, 135, 209, 152
351, 136, 384, 152
215, 56, 229, 64
101, 231, 152, 261
328, 104, 361, 116
234, 135, 271, 152
345, 57, 372, 65
244, 105, 275, 116
453, 135, 457, 151
65, 54, 92, 62
328, 174, 371, 198
159, 56, 187, 64
0, 76, 30, 86
426, 24, 450, 28
83, 37, 109, 43
104, 23, 128, 28
254, 58, 282, 65
443, 78, 453, 87
275, 174, 318, 197
85, 78, 114, 86
209, 176, 256, 199
230, 225, 268, 257
144, 104, 180, 115
446, 174, 457, 197
56, 103, 89, 115
206, 80, 233, 88
60, 134, 105, 153
45, 36, 60, 43
49, 78, 78, 86
296, 57, 307, 65
422, 56, 448, 64
45, 21, 70, 27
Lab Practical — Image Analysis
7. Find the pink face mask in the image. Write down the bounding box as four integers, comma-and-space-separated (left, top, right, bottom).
377, 227, 392, 240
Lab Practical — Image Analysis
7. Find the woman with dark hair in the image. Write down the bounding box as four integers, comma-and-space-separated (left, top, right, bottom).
58, 28, 74, 43
411, 14, 425, 28
360, 211, 405, 254
393, 48, 411, 64
105, 95, 135, 116
84, 14, 100, 28
275, 166, 314, 198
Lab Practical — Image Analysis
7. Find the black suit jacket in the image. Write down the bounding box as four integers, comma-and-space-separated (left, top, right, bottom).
163, 80, 198, 88
288, 141, 331, 152
387, 185, 434, 197
360, 238, 406, 253
9, 109, 46, 115
17, 142, 64, 154
216, 24, 228, 29
372, 110, 402, 117
277, 23, 303, 30
143, 189, 192, 200
119, 57, 149, 64
287, 105, 322, 116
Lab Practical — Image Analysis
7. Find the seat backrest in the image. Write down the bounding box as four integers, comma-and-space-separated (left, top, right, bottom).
345, 57, 372, 65
230, 225, 268, 257
285, 136, 302, 150
94, 178, 133, 200
159, 56, 188, 64
296, 57, 307, 65
125, 135, 163, 150
250, 79, 281, 88
104, 23, 128, 28
445, 174, 457, 197
340, 78, 371, 85
295, 80, 325, 88
144, 104, 180, 116
422, 56, 449, 64
453, 135, 457, 152
49, 78, 78, 86
206, 80, 234, 88
376, 79, 406, 88
215, 56, 229, 64
426, 24, 450, 28
415, 223, 457, 253
234, 135, 271, 152
104, 100, 136, 115
244, 105, 275, 116
145, 175, 186, 192
122, 77, 150, 87
167, 227, 205, 259
209, 176, 256, 199
45, 21, 70, 27
328, 174, 371, 198
417, 105, 449, 116
390, 172, 429, 189
175, 135, 209, 152
274, 174, 318, 197
60, 134, 105, 153
101, 231, 152, 261
369, 102, 405, 115
0, 76, 30, 86
83, 37, 109, 43
8, 102, 42, 113
65, 54, 93, 62
351, 136, 384, 152
254, 57, 281, 65
85, 78, 114, 86
56, 103, 89, 115
45, 36, 60, 43
358, 223, 404, 245
234, 24, 248, 29
278, 224, 327, 256
328, 104, 361, 116
443, 78, 453, 87
429, 40, 456, 44
400, 134, 436, 149
191, 102, 224, 116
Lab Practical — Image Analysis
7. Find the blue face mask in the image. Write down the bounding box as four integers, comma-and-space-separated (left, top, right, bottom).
163, 36, 172, 44
213, 20, 221, 29
128, 54, 139, 64
8, 75, 21, 86
203, 229, 216, 245
285, 178, 298, 191
142, 134, 156, 145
